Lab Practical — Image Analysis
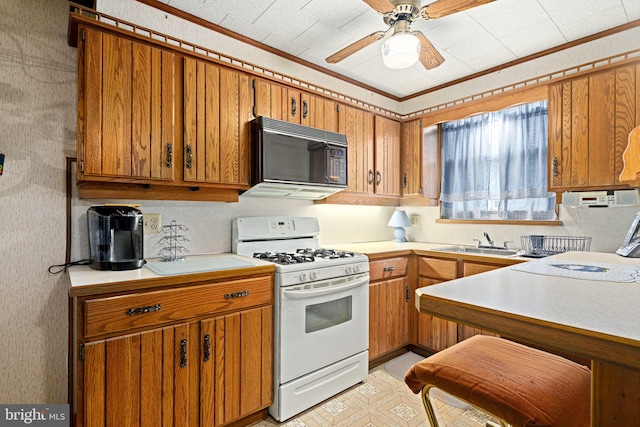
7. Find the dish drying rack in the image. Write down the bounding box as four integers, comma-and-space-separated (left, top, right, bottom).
520, 235, 591, 258
157, 220, 190, 261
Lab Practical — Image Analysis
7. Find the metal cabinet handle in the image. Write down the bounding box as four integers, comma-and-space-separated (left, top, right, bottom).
368, 170, 374, 185
376, 171, 382, 185
302, 100, 308, 119
383, 266, 396, 271
125, 304, 161, 316
186, 144, 193, 169
203, 334, 211, 362
166, 143, 173, 168
291, 97, 297, 117
405, 286, 410, 303
180, 338, 187, 368
552, 156, 559, 177
224, 290, 249, 299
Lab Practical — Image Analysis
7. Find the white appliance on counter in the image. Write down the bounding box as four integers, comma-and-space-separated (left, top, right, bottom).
562, 189, 640, 207
232, 216, 369, 422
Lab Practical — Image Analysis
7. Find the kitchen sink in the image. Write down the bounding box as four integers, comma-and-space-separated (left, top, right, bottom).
432, 245, 519, 256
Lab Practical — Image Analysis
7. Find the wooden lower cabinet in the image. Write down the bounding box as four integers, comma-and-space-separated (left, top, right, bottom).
72, 275, 273, 427
416, 278, 457, 351
368, 257, 410, 361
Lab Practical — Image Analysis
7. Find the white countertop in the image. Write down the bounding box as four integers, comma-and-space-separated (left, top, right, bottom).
68, 253, 274, 294
417, 251, 640, 342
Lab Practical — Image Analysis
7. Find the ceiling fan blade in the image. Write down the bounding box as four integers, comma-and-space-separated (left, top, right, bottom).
423, 0, 496, 19
413, 31, 445, 70
363, 0, 395, 14
326, 30, 387, 64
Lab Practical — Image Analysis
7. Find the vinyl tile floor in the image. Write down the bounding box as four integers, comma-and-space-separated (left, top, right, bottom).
251, 359, 498, 427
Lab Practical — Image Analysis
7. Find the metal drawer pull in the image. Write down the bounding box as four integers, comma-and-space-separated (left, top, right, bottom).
186, 144, 193, 169
383, 266, 396, 271
224, 290, 250, 299
125, 304, 161, 316
203, 334, 211, 362
166, 143, 173, 168
180, 338, 187, 368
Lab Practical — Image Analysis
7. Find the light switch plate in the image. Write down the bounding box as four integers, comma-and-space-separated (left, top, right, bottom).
410, 214, 420, 227
144, 214, 161, 234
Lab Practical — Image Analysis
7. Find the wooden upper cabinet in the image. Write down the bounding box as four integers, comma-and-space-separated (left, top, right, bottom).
401, 119, 422, 197
374, 116, 402, 196
253, 79, 338, 131
78, 27, 175, 182
339, 104, 375, 193
548, 64, 638, 192
183, 57, 251, 185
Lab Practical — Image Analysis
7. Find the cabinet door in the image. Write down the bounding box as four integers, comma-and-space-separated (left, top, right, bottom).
81, 324, 192, 427
300, 93, 338, 131
339, 104, 375, 193
416, 278, 457, 351
369, 277, 409, 360
548, 65, 637, 191
374, 116, 402, 196
401, 119, 422, 197
200, 306, 273, 426
183, 58, 251, 185
80, 27, 175, 182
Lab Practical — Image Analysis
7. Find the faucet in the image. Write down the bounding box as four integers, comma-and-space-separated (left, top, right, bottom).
484, 232, 495, 247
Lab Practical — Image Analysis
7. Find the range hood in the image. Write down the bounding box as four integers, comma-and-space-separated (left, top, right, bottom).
244, 117, 348, 200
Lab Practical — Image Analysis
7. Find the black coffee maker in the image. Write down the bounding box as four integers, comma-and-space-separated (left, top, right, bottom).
87, 205, 144, 270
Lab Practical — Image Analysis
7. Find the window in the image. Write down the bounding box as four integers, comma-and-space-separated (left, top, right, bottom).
440, 101, 556, 220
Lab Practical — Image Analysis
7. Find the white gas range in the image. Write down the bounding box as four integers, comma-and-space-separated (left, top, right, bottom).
232, 216, 370, 422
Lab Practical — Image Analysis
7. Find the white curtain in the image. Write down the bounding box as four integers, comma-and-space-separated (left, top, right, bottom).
440, 101, 556, 220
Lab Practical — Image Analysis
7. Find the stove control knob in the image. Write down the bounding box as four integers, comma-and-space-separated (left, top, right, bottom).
345, 266, 353, 274
310, 271, 318, 281
299, 272, 308, 282
353, 265, 360, 273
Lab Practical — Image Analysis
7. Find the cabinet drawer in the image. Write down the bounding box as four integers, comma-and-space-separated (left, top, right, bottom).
463, 262, 501, 277
369, 257, 408, 281
418, 257, 457, 280
84, 276, 272, 338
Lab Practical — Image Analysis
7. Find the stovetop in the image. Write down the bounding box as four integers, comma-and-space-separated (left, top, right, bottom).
253, 248, 357, 265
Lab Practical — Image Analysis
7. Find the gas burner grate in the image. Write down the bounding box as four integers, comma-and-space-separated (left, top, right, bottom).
253, 252, 315, 265
296, 248, 355, 259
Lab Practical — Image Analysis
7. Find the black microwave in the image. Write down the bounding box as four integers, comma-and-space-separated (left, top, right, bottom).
248, 117, 348, 199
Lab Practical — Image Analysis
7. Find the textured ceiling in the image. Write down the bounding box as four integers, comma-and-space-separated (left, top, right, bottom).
155, 0, 640, 98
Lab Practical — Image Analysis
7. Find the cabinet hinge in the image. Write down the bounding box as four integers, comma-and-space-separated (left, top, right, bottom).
335, 105, 339, 113
252, 79, 256, 89
79, 344, 84, 361
80, 28, 85, 42
78, 160, 84, 173
419, 119, 422, 127
405, 286, 410, 303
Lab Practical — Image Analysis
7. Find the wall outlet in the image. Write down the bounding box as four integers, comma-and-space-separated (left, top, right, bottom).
144, 214, 161, 234
410, 214, 421, 227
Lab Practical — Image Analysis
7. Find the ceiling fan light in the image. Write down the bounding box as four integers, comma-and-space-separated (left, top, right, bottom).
382, 33, 421, 69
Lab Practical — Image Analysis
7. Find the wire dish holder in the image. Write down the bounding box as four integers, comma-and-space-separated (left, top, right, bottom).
520, 235, 592, 257
157, 220, 190, 262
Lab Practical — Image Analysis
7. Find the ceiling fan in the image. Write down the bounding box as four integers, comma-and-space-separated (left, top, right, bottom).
326, 0, 496, 70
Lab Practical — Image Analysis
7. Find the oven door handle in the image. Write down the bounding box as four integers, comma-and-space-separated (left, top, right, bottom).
282, 274, 369, 299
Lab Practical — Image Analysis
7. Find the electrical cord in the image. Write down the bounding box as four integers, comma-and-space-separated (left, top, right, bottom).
48, 259, 91, 275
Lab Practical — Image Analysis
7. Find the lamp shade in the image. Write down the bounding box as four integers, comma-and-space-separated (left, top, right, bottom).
382, 33, 421, 69
387, 210, 412, 227
388, 210, 411, 242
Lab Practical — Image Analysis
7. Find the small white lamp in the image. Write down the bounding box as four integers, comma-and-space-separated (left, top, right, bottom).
387, 210, 412, 242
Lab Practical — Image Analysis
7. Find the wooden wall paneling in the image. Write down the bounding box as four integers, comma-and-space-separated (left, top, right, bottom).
588, 71, 616, 186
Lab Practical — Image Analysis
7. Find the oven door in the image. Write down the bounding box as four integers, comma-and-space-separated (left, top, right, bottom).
278, 272, 369, 384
